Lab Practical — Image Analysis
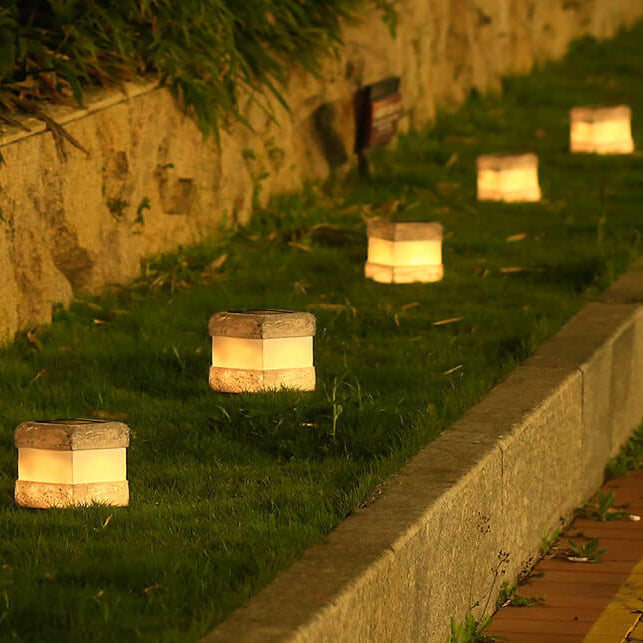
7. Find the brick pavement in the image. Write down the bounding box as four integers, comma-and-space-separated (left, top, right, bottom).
488, 469, 643, 643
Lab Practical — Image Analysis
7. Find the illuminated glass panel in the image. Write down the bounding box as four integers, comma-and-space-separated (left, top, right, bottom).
263, 337, 313, 370
594, 119, 632, 148
18, 447, 126, 484
499, 168, 537, 194
368, 239, 442, 267
477, 169, 499, 194
212, 336, 313, 370
18, 449, 73, 484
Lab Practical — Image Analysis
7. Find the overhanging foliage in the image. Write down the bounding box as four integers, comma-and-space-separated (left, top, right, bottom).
0, 0, 397, 138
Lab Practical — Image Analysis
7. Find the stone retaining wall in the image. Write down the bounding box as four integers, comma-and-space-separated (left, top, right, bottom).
1, 0, 643, 342
202, 261, 643, 642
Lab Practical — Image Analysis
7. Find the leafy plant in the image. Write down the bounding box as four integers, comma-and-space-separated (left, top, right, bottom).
567, 538, 606, 563
324, 374, 369, 442
496, 582, 544, 609
578, 490, 628, 522
446, 612, 496, 643
540, 527, 562, 556
452, 524, 509, 643
329, 377, 343, 441
0, 0, 398, 141
606, 424, 643, 480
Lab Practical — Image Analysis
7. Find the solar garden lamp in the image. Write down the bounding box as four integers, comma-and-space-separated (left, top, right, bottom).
365, 220, 444, 284
208, 310, 316, 393
477, 153, 541, 202
570, 106, 634, 154
14, 419, 130, 509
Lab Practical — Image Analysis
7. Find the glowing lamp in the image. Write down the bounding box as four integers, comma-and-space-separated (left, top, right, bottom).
477, 154, 541, 202
14, 419, 130, 509
570, 106, 634, 154
209, 310, 316, 393
365, 220, 444, 284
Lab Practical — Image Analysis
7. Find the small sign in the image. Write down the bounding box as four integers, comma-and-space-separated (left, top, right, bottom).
356, 77, 402, 150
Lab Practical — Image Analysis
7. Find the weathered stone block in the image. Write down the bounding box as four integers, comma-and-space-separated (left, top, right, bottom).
526, 303, 642, 497
497, 369, 583, 558
14, 419, 130, 509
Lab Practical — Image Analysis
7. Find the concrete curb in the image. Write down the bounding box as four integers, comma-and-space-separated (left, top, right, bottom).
204, 259, 643, 643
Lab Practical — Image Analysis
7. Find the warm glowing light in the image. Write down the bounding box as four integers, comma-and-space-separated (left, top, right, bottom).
211, 336, 313, 371
18, 448, 126, 484
477, 154, 541, 202
367, 239, 442, 267
365, 220, 444, 284
14, 419, 130, 509
209, 310, 316, 393
570, 106, 634, 154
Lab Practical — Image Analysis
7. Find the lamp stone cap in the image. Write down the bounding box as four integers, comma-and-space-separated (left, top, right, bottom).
570, 105, 631, 122
209, 309, 316, 339
366, 220, 444, 242
14, 419, 130, 451
476, 153, 538, 170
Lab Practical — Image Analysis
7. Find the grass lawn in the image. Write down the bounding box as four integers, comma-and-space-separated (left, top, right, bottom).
1, 23, 643, 643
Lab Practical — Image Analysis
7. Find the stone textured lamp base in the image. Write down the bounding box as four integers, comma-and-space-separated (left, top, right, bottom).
209, 366, 316, 393
15, 479, 129, 509
477, 186, 542, 203
365, 263, 444, 284
571, 138, 634, 155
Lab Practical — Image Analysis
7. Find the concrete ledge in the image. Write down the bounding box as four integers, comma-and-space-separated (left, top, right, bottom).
204, 259, 643, 642
0, 80, 160, 149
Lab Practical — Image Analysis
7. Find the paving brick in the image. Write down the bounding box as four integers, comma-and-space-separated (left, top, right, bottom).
492, 606, 601, 623
536, 569, 632, 585
488, 617, 591, 635
538, 559, 636, 574
522, 581, 621, 599
487, 635, 580, 643
491, 468, 643, 643
572, 520, 643, 535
